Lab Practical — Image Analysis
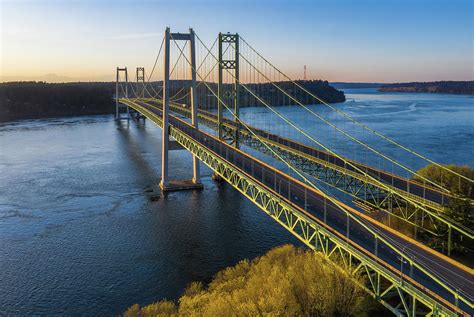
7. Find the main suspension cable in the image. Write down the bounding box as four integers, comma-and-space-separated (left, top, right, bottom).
239, 35, 473, 185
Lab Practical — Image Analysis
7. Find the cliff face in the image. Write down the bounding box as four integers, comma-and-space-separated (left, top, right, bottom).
0, 80, 345, 122
379, 81, 474, 94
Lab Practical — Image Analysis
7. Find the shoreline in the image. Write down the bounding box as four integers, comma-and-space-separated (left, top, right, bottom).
378, 88, 474, 95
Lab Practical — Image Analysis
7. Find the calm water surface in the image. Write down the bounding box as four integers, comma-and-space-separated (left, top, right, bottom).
0, 89, 472, 315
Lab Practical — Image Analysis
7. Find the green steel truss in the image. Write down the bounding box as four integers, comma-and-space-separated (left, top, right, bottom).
119, 98, 469, 317
139, 98, 473, 253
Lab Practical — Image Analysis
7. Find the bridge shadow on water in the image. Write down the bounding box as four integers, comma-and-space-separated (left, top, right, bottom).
115, 119, 162, 189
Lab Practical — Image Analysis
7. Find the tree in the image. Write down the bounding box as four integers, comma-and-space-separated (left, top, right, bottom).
413, 164, 473, 198
124, 245, 378, 317
412, 164, 473, 254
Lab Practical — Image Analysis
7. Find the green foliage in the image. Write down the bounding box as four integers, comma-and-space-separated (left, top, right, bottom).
124, 245, 378, 317
125, 301, 177, 317
413, 164, 473, 227
412, 164, 473, 254
413, 164, 473, 198
379, 81, 474, 94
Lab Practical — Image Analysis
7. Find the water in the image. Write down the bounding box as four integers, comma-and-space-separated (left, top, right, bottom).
237, 88, 474, 171
340, 89, 473, 166
0, 89, 472, 315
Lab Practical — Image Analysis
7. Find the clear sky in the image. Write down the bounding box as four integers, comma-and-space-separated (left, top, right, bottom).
1, 0, 473, 82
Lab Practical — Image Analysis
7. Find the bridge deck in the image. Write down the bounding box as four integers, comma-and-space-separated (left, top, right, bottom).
131, 99, 472, 315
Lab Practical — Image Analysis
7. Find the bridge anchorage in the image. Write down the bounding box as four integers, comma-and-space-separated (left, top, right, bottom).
116, 27, 474, 316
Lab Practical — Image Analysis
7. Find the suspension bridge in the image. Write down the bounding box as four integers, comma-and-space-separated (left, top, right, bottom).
115, 28, 473, 316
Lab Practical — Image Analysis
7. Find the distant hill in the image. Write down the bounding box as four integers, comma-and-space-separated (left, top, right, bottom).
379, 81, 474, 94
0, 73, 114, 83
330, 82, 384, 89
0, 82, 118, 122
0, 80, 345, 122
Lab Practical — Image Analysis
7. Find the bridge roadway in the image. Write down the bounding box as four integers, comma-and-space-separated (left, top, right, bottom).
143, 98, 453, 208
132, 100, 472, 315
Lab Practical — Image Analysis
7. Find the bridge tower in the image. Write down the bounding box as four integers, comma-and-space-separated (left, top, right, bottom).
136, 67, 145, 98
115, 67, 130, 120
218, 32, 240, 148
131, 67, 146, 121
160, 27, 203, 192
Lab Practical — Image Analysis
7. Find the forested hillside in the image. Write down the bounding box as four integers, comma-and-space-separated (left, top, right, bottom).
379, 81, 473, 94
0, 80, 345, 122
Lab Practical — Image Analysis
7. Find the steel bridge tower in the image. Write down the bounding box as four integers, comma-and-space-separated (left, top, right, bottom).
131, 67, 146, 121
136, 67, 145, 98
218, 32, 240, 148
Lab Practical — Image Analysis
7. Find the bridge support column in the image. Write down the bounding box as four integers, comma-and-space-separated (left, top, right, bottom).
189, 28, 201, 185
233, 33, 240, 149
217, 33, 223, 141
132, 67, 146, 121
160, 27, 203, 192
160, 28, 171, 189
115, 67, 130, 121
136, 67, 145, 98
213, 32, 239, 182
217, 32, 240, 148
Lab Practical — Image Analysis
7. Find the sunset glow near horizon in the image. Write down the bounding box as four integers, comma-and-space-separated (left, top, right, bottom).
1, 0, 473, 83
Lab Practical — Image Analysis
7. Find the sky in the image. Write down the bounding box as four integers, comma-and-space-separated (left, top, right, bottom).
0, 0, 473, 83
